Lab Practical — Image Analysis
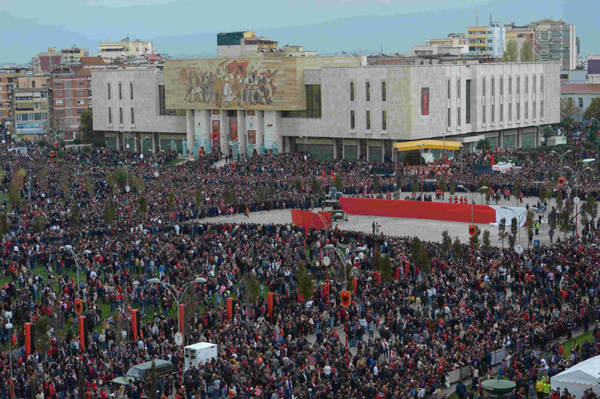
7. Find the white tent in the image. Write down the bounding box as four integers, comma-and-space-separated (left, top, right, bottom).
551, 355, 600, 398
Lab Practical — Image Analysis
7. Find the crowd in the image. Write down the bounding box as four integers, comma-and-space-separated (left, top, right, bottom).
1, 139, 600, 399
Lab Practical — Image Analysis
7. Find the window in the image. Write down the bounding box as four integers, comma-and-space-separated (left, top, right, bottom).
541, 100, 544, 118
533, 100, 536, 119
77, 100, 85, 105
350, 81, 355, 101
483, 103, 486, 124
525, 101, 528, 120
457, 79, 460, 99
366, 81, 371, 101
525, 76, 528, 94
579, 98, 584, 108
465, 79, 471, 124
130, 82, 134, 100
492, 78, 495, 96
533, 75, 537, 93
491, 103, 495, 123
131, 108, 135, 124
500, 104, 503, 122
483, 78, 486, 97
447, 108, 451, 127
458, 107, 461, 127
119, 107, 123, 124
541, 75, 544, 93
108, 107, 112, 124
381, 81, 387, 101
54, 81, 63, 87
382, 110, 387, 130
119, 83, 122, 100
500, 77, 504, 96
55, 100, 64, 106
32, 81, 36, 89
305, 85, 321, 118
366, 110, 371, 130
77, 109, 84, 115
509, 102, 512, 121
76, 81, 85, 86
509, 77, 512, 95
108, 83, 111, 100
350, 110, 355, 130
158, 85, 181, 116
517, 76, 520, 95
447, 79, 451, 99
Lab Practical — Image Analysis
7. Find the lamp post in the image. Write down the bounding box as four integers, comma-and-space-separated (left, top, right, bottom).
501, 206, 537, 245
59, 245, 92, 298
458, 185, 488, 224
5, 322, 13, 399
131, 137, 147, 154
551, 149, 572, 177
148, 277, 206, 384
324, 244, 366, 290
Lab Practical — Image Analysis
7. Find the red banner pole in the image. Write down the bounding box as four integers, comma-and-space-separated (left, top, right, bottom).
267, 293, 274, 320
24, 323, 32, 357
178, 304, 185, 336
131, 309, 138, 341
78, 316, 86, 352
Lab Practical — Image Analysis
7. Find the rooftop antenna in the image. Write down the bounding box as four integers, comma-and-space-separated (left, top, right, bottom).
490, 13, 493, 25
476, 10, 479, 26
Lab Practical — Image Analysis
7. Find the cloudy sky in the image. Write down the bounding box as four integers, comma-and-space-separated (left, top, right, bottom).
0, 0, 595, 64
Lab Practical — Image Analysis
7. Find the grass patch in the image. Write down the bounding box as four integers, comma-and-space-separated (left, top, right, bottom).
166, 158, 186, 166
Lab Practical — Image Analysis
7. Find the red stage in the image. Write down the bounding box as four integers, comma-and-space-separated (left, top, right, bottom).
339, 197, 497, 224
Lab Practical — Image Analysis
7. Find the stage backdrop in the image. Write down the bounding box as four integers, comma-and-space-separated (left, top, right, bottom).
339, 198, 528, 226
291, 210, 332, 231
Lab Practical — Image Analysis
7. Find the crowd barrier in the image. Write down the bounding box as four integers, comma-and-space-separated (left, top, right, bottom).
446, 348, 508, 384
339, 197, 497, 224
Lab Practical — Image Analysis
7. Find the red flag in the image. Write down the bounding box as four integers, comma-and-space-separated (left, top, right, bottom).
211, 131, 218, 139
331, 171, 335, 179
490, 153, 494, 165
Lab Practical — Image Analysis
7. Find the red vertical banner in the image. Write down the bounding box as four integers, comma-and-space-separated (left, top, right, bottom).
421, 87, 430, 117
78, 316, 86, 352
178, 304, 185, 336
375, 272, 382, 283
267, 293, 274, 320
131, 309, 139, 342
323, 283, 330, 296
353, 278, 358, 294
25, 323, 32, 357
247, 130, 256, 145
230, 120, 238, 142
226, 298, 233, 319
394, 268, 400, 280
211, 120, 220, 151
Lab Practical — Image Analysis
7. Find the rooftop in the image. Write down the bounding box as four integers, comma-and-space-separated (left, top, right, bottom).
561, 83, 600, 94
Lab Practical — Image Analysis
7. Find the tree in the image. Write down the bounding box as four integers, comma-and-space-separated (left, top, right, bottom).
560, 98, 582, 131
79, 109, 104, 144
410, 237, 430, 273
246, 275, 261, 304
167, 191, 176, 211
310, 177, 320, 199
476, 139, 491, 155
256, 185, 267, 209
103, 200, 116, 222
441, 230, 451, 254
69, 203, 80, 227
78, 365, 85, 399
114, 313, 124, 353
195, 189, 203, 207
223, 184, 237, 207
33, 215, 46, 234
508, 217, 518, 248
296, 261, 314, 301
438, 176, 447, 194
149, 360, 158, 399
452, 236, 463, 260
559, 209, 571, 239
549, 207, 558, 231
482, 230, 491, 257
31, 375, 39, 399
411, 175, 419, 195
333, 174, 343, 191
8, 183, 21, 209
584, 97, 600, 121
138, 195, 148, 215
513, 183, 522, 206
372, 176, 381, 194
503, 40, 518, 62
586, 195, 598, 222
449, 178, 456, 196
0, 213, 8, 236
498, 218, 508, 248
294, 178, 302, 194
378, 254, 394, 282
520, 40, 535, 62
35, 316, 52, 380
526, 210, 535, 246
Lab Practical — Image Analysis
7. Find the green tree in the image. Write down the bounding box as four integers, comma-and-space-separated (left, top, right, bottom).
294, 178, 302, 193
410, 237, 430, 273
560, 98, 582, 129
559, 209, 571, 238
78, 365, 85, 399
246, 275, 261, 304
138, 195, 148, 215
583, 97, 600, 121
501, 51, 510, 62
438, 176, 447, 194
476, 139, 491, 154
8, 183, 21, 209
256, 185, 267, 209
586, 195, 598, 222
35, 316, 52, 379
310, 177, 320, 198
449, 178, 456, 196
296, 261, 314, 301
167, 191, 176, 211
471, 226, 481, 249
103, 200, 116, 222
513, 183, 522, 206
195, 189, 203, 207
373, 176, 381, 194
452, 236, 463, 260
509, 217, 518, 248
31, 375, 39, 399
498, 218, 508, 248
520, 40, 535, 62
79, 109, 104, 144
504, 40, 518, 62
411, 175, 419, 195
333, 174, 343, 191
549, 207, 558, 231
441, 230, 451, 254
149, 360, 158, 399
223, 184, 237, 207
32, 215, 46, 234
378, 254, 394, 282
482, 230, 491, 256
69, 203, 80, 227
84, 179, 94, 197
0, 213, 8, 236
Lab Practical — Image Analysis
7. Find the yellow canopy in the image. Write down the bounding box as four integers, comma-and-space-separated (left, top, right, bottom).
393, 140, 463, 152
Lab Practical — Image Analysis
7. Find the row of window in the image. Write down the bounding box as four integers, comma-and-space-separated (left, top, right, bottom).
54, 80, 86, 88
108, 82, 134, 101
349, 110, 387, 131
350, 81, 386, 102
446, 74, 545, 100
15, 93, 48, 101
447, 98, 544, 128
16, 113, 48, 121
108, 107, 135, 125
55, 99, 86, 106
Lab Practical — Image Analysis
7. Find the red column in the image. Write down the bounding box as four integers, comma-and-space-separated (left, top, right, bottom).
78, 316, 86, 352
267, 293, 274, 320
226, 298, 234, 319
25, 323, 32, 357
178, 304, 185, 335
131, 309, 139, 342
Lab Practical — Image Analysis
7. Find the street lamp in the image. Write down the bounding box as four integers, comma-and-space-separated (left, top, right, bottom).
60, 245, 92, 298
324, 244, 366, 290
501, 206, 537, 245
551, 150, 572, 177
457, 185, 488, 224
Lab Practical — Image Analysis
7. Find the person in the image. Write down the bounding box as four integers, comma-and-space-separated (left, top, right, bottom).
535, 220, 540, 235
549, 228, 554, 243
455, 380, 467, 399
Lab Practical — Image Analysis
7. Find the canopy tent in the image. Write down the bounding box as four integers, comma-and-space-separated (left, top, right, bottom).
551, 355, 600, 398
481, 379, 516, 398
393, 140, 463, 152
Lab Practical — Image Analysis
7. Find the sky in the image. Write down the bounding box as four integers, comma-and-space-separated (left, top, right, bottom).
0, 0, 596, 64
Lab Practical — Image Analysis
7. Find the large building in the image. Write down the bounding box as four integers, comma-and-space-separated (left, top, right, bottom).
32, 48, 66, 74
98, 37, 155, 61
91, 56, 560, 158
504, 23, 537, 61
530, 19, 577, 70
411, 34, 468, 57
467, 21, 505, 58
50, 68, 91, 140
217, 31, 316, 58
91, 67, 186, 153
13, 76, 50, 139
561, 84, 600, 122
0, 67, 27, 125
